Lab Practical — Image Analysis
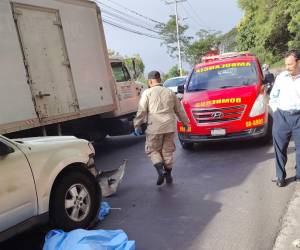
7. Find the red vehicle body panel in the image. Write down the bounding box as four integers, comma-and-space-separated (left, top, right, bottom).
177, 54, 270, 143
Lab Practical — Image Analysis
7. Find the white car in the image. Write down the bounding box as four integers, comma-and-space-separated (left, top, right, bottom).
0, 135, 101, 242
163, 76, 187, 93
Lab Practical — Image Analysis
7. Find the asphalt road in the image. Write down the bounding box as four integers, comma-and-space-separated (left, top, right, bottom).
0, 135, 296, 250
94, 135, 295, 250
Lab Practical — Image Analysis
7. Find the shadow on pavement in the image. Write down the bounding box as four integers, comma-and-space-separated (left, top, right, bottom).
93, 136, 279, 249
0, 135, 294, 250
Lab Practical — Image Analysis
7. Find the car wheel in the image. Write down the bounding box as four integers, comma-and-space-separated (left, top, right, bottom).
259, 115, 273, 144
50, 170, 101, 231
179, 139, 194, 150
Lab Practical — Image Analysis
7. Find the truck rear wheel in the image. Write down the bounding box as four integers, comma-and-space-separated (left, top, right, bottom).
50, 170, 101, 231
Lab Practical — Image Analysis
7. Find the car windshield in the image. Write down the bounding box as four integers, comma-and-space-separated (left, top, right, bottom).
187, 61, 258, 92
164, 77, 187, 87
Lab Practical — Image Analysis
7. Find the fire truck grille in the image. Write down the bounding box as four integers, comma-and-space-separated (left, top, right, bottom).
192, 104, 246, 124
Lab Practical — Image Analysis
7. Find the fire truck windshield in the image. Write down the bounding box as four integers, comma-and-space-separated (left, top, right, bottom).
187, 61, 258, 92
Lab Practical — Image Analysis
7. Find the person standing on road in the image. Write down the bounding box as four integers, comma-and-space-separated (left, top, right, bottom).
134, 70, 189, 186
263, 64, 275, 85
263, 64, 275, 94
269, 50, 300, 187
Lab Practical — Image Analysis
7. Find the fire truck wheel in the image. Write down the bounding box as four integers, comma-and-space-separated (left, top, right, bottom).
179, 140, 194, 150
259, 114, 273, 144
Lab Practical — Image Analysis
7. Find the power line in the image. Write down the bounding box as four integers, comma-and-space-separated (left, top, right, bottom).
102, 19, 162, 40
185, 0, 211, 30
101, 10, 160, 34
95, 1, 148, 24
102, 0, 164, 25
181, 4, 203, 29
165, 0, 186, 76
95, 0, 159, 32
94, 1, 163, 40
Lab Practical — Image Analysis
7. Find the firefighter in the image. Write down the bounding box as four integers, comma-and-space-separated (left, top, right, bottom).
134, 70, 189, 185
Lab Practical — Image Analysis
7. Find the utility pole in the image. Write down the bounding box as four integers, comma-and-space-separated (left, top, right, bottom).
166, 0, 186, 76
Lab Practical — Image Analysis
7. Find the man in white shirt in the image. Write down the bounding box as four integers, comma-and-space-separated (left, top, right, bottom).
269, 50, 300, 187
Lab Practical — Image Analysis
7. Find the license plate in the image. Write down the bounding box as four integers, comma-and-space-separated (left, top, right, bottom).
211, 128, 226, 136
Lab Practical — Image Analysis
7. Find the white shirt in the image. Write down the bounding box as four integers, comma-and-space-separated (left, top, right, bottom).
269, 71, 300, 111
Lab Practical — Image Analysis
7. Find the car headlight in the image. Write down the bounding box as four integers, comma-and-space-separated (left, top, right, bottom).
249, 94, 267, 117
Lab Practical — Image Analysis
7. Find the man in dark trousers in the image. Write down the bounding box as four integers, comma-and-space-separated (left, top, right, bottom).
134, 71, 189, 185
269, 50, 300, 187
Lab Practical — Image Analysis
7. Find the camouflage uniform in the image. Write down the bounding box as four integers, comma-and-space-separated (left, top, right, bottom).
134, 84, 189, 170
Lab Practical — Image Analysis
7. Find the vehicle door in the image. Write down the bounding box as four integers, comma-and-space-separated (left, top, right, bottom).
0, 138, 37, 232
111, 62, 141, 115
12, 3, 79, 120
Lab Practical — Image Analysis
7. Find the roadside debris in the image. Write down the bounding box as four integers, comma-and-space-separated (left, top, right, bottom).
98, 202, 111, 221
98, 160, 127, 197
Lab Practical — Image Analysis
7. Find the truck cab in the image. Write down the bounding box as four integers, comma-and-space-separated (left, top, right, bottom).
177, 52, 272, 149
109, 57, 146, 117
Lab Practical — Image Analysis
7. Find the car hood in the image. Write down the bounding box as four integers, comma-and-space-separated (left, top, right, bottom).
14, 136, 77, 143
182, 85, 259, 108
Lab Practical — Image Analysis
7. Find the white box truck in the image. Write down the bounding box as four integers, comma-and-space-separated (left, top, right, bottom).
0, 0, 145, 140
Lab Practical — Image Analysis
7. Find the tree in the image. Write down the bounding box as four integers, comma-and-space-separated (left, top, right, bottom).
162, 65, 180, 82
236, 0, 300, 64
218, 28, 238, 53
156, 15, 192, 59
185, 29, 221, 65
124, 54, 145, 79
287, 0, 300, 51
108, 49, 120, 57
162, 65, 188, 82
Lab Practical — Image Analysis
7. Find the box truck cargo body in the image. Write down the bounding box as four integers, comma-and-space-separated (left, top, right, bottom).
0, 0, 143, 139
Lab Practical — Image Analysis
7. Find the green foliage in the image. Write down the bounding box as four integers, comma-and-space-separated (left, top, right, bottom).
157, 14, 238, 67
108, 49, 120, 57
218, 28, 238, 53
155, 15, 192, 59
185, 29, 222, 65
162, 65, 188, 82
236, 0, 300, 65
287, 0, 300, 50
124, 54, 145, 79
236, 13, 257, 52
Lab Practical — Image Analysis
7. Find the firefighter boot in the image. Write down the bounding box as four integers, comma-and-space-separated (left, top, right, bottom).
165, 168, 173, 184
154, 163, 165, 186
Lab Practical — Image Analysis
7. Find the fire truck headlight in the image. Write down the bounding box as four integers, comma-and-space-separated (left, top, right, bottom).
249, 94, 267, 117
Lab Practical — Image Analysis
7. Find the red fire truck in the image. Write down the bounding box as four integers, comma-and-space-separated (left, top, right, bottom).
177, 52, 272, 149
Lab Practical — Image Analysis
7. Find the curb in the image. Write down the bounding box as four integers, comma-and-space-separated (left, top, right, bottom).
273, 185, 300, 250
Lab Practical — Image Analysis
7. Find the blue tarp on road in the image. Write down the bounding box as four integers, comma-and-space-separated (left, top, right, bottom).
43, 229, 135, 250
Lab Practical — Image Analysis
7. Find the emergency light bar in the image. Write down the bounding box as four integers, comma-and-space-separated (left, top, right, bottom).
201, 51, 255, 63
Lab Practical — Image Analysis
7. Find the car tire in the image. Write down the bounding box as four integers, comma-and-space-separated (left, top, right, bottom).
259, 114, 273, 144
179, 139, 194, 150
50, 170, 101, 231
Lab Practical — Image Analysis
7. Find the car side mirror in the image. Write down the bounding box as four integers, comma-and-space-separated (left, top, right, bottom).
177, 84, 184, 94
0, 142, 14, 156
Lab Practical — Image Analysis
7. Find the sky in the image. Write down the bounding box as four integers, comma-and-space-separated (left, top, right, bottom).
97, 0, 244, 74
